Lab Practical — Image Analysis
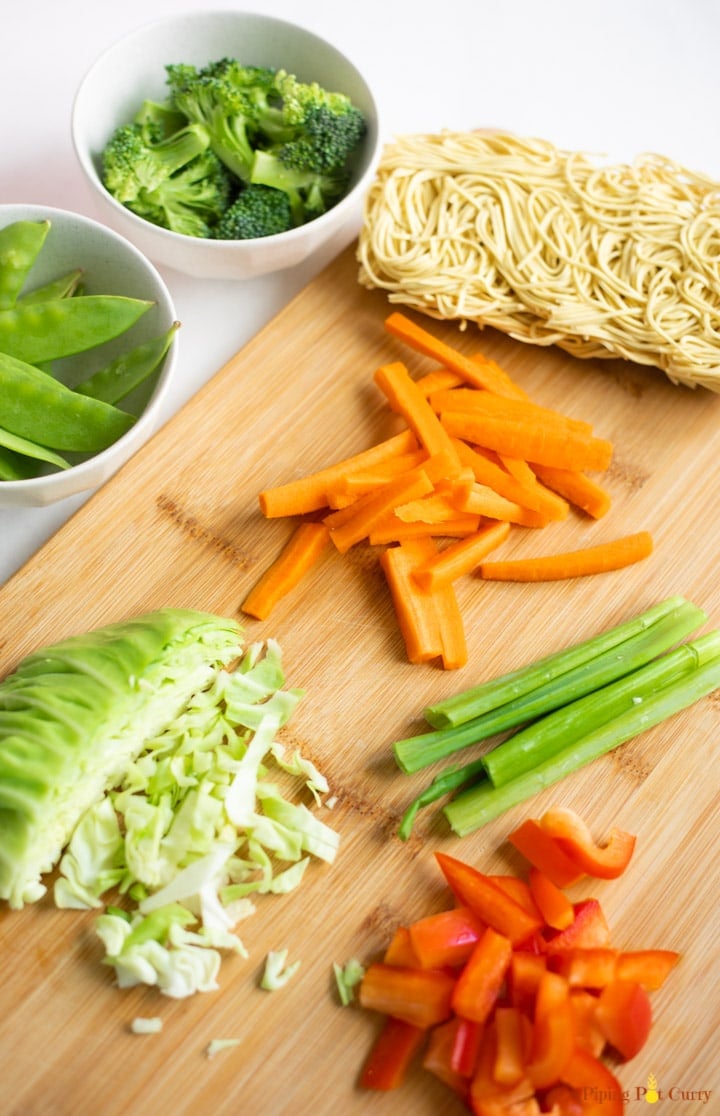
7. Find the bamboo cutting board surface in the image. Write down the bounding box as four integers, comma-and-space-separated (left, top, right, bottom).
1, 244, 719, 1116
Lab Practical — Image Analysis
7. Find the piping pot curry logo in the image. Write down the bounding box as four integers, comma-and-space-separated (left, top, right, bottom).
634, 1073, 714, 1105
643, 1075, 660, 1103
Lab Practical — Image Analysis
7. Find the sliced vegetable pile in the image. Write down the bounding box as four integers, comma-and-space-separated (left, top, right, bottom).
0, 609, 338, 998
392, 596, 720, 838
101, 58, 366, 239
0, 218, 177, 480
355, 811, 679, 1115
242, 311, 653, 668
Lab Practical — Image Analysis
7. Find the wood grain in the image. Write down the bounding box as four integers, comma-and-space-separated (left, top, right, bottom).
1, 245, 719, 1115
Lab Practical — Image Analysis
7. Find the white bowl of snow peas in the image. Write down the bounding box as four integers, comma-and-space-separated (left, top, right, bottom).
0, 204, 178, 507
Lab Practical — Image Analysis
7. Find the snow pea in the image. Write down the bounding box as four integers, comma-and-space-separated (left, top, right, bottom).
0, 220, 50, 310
17, 267, 84, 305
0, 295, 153, 364
0, 351, 135, 452
75, 321, 179, 405
0, 425, 70, 471
0, 446, 36, 481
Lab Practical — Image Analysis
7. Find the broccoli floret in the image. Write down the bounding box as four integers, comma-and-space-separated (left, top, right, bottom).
102, 120, 211, 204
165, 58, 289, 182
215, 184, 293, 240
273, 70, 366, 173
131, 149, 235, 238
134, 99, 189, 143
249, 148, 349, 225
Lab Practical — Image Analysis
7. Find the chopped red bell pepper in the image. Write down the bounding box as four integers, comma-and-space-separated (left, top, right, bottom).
560, 1047, 624, 1116
543, 899, 611, 953
452, 926, 513, 1024
549, 947, 619, 988
528, 867, 575, 931
469, 1020, 538, 1116
383, 925, 420, 967
615, 948, 680, 990
569, 988, 607, 1058
507, 819, 586, 888
436, 852, 544, 945
494, 1005, 530, 1085
421, 1017, 470, 1097
409, 905, 486, 969
525, 971, 575, 1090
507, 951, 547, 1015
451, 1016, 485, 1077
358, 962, 455, 1029
539, 807, 636, 880
594, 979, 652, 1060
489, 874, 542, 920
542, 1083, 585, 1116
360, 1015, 425, 1090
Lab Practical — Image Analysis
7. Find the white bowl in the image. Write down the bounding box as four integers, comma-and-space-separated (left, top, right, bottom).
71, 10, 382, 280
0, 204, 178, 508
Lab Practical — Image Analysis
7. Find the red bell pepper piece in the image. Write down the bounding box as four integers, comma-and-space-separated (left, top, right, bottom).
550, 947, 619, 988
435, 852, 543, 945
452, 926, 513, 1024
560, 1047, 624, 1116
507, 951, 547, 1015
360, 1015, 425, 1090
421, 1017, 470, 1097
383, 925, 420, 967
544, 899, 611, 953
451, 1016, 485, 1077
494, 1005, 531, 1085
409, 905, 486, 969
489, 874, 542, 920
595, 979, 652, 1060
528, 867, 574, 931
358, 963, 455, 1029
615, 948, 680, 990
569, 988, 607, 1058
469, 1020, 538, 1116
507, 819, 586, 888
539, 807, 636, 879
525, 971, 575, 1090
542, 1084, 585, 1116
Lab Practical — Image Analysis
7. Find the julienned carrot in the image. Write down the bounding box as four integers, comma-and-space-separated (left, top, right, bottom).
415, 368, 465, 396
385, 311, 527, 400
369, 517, 482, 546
374, 360, 463, 471
479, 532, 654, 582
395, 492, 472, 526
258, 429, 420, 518
440, 411, 613, 473
325, 467, 434, 554
453, 440, 568, 522
328, 451, 429, 506
241, 521, 331, 620
380, 538, 467, 669
456, 483, 548, 528
413, 522, 512, 591
531, 463, 612, 520
428, 388, 594, 437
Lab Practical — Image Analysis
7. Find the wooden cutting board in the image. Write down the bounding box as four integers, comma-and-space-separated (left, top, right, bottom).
1, 245, 719, 1116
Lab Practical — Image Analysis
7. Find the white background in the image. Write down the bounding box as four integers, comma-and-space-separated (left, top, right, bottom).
2, 0, 719, 584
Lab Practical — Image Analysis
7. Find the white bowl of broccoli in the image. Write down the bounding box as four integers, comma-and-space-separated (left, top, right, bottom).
71, 11, 382, 280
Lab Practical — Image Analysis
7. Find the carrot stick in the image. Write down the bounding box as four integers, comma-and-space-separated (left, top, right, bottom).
452, 440, 566, 522
240, 521, 331, 620
258, 429, 420, 518
440, 411, 613, 473
478, 532, 654, 582
531, 464, 612, 520
456, 483, 549, 528
384, 312, 527, 399
369, 517, 482, 545
414, 522, 512, 591
381, 538, 468, 668
326, 451, 429, 507
374, 360, 463, 471
325, 468, 435, 553
429, 388, 594, 436
415, 368, 465, 396
395, 492, 473, 525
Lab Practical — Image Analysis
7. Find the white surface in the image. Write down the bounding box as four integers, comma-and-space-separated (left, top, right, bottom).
1, 0, 719, 583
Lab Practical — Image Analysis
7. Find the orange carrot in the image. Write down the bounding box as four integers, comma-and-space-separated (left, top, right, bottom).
369, 517, 482, 545
452, 440, 567, 522
395, 491, 474, 526
531, 463, 612, 519
325, 468, 435, 554
374, 360, 463, 471
258, 429, 419, 518
415, 368, 465, 396
241, 521, 331, 620
429, 387, 594, 437
413, 522, 512, 591
478, 532, 654, 582
456, 483, 549, 528
385, 311, 527, 399
380, 539, 467, 669
440, 411, 613, 473
327, 450, 429, 506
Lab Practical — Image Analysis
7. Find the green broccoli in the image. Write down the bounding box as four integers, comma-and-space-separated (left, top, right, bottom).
273, 70, 366, 173
215, 184, 293, 240
164, 58, 288, 182
249, 148, 349, 224
131, 149, 234, 238
102, 120, 211, 204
